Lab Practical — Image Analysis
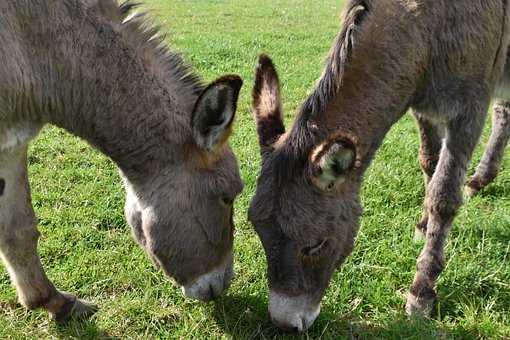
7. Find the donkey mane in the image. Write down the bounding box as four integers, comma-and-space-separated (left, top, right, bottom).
302, 0, 368, 118
273, 0, 368, 184
97, 0, 205, 97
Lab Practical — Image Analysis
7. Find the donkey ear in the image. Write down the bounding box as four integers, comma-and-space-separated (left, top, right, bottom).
192, 75, 243, 151
310, 140, 356, 191
252, 54, 285, 148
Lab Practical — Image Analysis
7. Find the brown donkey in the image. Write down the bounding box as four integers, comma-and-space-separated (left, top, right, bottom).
0, 0, 244, 321
249, 0, 510, 332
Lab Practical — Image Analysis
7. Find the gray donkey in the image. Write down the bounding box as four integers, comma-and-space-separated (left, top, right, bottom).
0, 0, 244, 322
249, 0, 510, 332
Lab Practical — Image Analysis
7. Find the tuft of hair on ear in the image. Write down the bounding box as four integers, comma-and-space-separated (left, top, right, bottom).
191, 74, 243, 152
252, 54, 285, 149
310, 138, 356, 191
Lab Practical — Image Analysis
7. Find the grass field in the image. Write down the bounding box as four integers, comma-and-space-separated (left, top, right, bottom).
1, 0, 510, 338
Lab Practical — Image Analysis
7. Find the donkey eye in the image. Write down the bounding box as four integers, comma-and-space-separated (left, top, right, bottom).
221, 196, 234, 206
302, 239, 328, 257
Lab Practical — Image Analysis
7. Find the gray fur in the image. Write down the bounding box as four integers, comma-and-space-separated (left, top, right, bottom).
467, 100, 510, 196
250, 0, 510, 331
0, 0, 243, 321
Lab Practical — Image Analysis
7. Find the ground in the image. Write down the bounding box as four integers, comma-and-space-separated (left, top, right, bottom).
1, 0, 509, 339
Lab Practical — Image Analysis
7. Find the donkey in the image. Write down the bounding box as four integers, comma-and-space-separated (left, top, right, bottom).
249, 0, 510, 332
0, 0, 244, 322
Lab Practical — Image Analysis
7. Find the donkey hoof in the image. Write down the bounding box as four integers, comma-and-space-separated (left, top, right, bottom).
463, 184, 479, 199
413, 228, 426, 242
413, 220, 427, 242
52, 293, 98, 323
464, 176, 484, 199
405, 293, 434, 319
70, 298, 98, 319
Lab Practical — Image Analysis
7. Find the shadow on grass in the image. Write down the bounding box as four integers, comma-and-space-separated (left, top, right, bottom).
0, 297, 117, 339
474, 181, 510, 199
210, 293, 495, 339
54, 317, 118, 340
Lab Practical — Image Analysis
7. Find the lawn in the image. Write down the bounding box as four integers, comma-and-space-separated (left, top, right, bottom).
1, 0, 510, 338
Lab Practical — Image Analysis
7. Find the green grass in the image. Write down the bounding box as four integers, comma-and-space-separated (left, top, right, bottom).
1, 0, 510, 338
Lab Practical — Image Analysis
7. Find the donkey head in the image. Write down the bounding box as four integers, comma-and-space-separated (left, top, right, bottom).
248, 56, 363, 331
125, 76, 244, 302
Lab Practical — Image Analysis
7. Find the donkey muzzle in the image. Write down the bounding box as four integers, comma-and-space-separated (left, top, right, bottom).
268, 291, 320, 332
181, 254, 233, 301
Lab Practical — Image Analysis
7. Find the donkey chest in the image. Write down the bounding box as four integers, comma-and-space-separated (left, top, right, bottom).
0, 122, 41, 151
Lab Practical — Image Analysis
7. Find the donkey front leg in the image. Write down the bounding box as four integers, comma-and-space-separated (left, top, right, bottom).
466, 100, 510, 197
406, 104, 487, 317
0, 145, 97, 322
413, 112, 444, 240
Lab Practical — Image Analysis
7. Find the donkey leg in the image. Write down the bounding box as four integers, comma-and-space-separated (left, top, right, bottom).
466, 100, 510, 197
413, 113, 444, 240
0, 145, 97, 322
406, 104, 487, 317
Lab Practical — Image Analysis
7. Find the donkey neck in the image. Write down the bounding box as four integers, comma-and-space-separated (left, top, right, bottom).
40, 6, 203, 182
300, 42, 418, 175
310, 88, 409, 175
49, 64, 197, 183
294, 0, 424, 177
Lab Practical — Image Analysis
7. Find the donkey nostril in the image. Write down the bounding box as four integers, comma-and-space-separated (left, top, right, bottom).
208, 284, 215, 300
